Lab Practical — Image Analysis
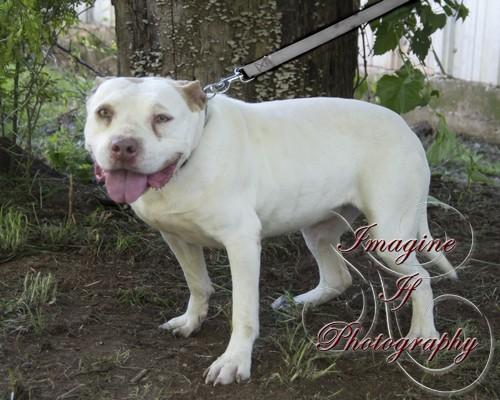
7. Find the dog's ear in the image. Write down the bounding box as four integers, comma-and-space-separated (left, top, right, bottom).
176, 80, 207, 111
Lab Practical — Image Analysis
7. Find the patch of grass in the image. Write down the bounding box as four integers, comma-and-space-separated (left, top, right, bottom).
20, 304, 46, 335
95, 348, 131, 369
83, 210, 161, 256
85, 208, 113, 227
115, 231, 139, 253
1, 272, 57, 335
117, 287, 171, 309
38, 221, 77, 245
76, 348, 131, 376
19, 271, 57, 307
34, 220, 102, 253
0, 204, 28, 256
269, 322, 337, 384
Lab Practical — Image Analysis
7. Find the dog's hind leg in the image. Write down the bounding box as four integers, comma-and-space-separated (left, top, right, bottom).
417, 205, 457, 279
359, 161, 440, 340
365, 214, 440, 340
272, 205, 359, 309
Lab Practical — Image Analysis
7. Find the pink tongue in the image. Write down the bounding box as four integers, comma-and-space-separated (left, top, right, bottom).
105, 170, 148, 204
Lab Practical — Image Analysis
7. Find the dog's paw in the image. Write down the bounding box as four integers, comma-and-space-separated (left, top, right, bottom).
203, 351, 251, 385
271, 295, 288, 310
406, 327, 440, 341
272, 287, 343, 310
159, 313, 202, 337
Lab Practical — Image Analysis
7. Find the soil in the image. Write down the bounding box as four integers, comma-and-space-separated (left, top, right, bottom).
0, 137, 499, 400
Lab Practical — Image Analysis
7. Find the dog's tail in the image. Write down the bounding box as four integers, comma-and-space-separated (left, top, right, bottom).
417, 206, 458, 280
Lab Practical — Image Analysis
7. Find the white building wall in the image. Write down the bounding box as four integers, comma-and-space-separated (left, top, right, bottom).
77, 0, 114, 27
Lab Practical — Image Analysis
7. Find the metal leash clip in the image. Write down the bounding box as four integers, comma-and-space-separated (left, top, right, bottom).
203, 67, 254, 98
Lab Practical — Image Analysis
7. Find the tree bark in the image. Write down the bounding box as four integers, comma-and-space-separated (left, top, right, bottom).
113, 0, 359, 100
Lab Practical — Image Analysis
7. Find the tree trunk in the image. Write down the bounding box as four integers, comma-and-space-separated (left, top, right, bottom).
113, 0, 358, 100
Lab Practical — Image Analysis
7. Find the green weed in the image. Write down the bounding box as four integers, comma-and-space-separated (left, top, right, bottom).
77, 348, 131, 375
0, 205, 28, 255
115, 231, 137, 253
427, 116, 500, 186
269, 322, 337, 384
117, 287, 171, 309
19, 271, 57, 308
1, 272, 57, 335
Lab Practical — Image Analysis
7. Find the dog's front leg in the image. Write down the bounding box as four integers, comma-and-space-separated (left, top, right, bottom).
204, 236, 261, 385
159, 232, 214, 337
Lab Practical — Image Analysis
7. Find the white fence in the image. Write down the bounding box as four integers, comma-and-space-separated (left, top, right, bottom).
77, 0, 114, 26
79, 0, 500, 85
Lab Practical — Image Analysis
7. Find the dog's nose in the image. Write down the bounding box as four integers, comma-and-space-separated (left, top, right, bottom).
110, 137, 139, 162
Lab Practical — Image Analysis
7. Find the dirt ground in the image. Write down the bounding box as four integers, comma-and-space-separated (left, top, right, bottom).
1, 137, 499, 400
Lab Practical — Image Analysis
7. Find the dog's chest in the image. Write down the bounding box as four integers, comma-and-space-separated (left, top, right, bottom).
131, 190, 221, 247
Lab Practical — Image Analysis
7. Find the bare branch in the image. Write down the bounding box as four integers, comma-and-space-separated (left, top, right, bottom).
55, 43, 105, 77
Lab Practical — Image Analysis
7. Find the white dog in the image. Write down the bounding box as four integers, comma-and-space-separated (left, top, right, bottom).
84, 77, 456, 385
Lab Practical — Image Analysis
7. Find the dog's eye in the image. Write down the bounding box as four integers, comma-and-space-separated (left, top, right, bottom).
97, 107, 113, 120
154, 114, 172, 124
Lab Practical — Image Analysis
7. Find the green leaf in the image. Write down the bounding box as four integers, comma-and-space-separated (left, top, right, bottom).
420, 5, 447, 33
354, 78, 368, 100
371, 5, 413, 55
409, 5, 447, 61
411, 30, 432, 62
457, 4, 469, 21
426, 116, 462, 165
375, 63, 427, 114
431, 89, 440, 98
372, 20, 401, 55
443, 0, 469, 21
442, 5, 453, 16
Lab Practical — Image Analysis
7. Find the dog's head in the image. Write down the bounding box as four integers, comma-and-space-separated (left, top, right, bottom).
84, 77, 207, 204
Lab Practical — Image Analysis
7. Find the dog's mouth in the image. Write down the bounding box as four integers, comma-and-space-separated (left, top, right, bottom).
94, 157, 180, 204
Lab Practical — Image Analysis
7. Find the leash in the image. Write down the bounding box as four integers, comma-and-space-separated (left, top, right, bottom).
203, 0, 413, 97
